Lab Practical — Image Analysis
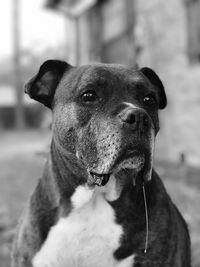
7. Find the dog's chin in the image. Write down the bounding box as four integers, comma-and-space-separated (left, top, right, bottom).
88, 172, 111, 187
87, 154, 145, 187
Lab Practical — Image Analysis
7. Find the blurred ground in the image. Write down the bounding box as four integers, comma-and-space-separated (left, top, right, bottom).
0, 130, 199, 267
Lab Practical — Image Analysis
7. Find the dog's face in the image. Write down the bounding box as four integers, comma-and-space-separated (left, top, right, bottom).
25, 60, 167, 187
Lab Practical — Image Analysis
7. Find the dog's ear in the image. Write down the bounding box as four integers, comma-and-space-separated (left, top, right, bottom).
140, 67, 167, 109
24, 60, 71, 108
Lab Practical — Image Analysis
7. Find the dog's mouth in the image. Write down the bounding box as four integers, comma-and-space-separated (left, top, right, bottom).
89, 172, 111, 187
85, 129, 155, 187
88, 150, 145, 187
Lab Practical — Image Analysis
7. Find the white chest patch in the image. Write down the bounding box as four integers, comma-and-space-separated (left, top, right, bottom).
32, 179, 135, 267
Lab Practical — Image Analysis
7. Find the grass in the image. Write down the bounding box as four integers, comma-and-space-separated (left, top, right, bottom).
0, 130, 199, 267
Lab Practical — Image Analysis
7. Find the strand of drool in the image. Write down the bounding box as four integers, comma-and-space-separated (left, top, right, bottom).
142, 182, 149, 254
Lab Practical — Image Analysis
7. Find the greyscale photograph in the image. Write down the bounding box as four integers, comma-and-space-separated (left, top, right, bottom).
0, 0, 200, 267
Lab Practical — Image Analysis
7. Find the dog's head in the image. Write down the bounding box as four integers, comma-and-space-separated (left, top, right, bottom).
25, 60, 166, 188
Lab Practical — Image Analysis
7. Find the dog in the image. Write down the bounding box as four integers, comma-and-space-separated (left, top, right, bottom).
12, 60, 191, 267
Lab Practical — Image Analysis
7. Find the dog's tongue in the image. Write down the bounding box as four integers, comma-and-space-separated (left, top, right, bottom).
90, 172, 110, 186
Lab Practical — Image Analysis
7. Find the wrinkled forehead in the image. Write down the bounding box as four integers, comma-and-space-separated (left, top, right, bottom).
56, 64, 154, 104
59, 64, 150, 90
75, 64, 148, 87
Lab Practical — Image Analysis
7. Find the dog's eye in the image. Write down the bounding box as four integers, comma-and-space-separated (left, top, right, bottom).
81, 90, 98, 102
143, 94, 157, 107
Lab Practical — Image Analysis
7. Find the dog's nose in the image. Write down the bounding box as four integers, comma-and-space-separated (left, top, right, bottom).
118, 108, 150, 131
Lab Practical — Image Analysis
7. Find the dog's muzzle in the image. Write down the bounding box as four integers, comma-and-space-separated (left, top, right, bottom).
84, 107, 155, 187
118, 106, 151, 133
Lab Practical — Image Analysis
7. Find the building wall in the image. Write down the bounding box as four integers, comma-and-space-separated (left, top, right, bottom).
66, 0, 135, 65
135, 0, 200, 165
101, 0, 135, 65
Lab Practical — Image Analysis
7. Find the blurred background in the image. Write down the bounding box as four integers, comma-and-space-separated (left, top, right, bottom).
0, 0, 200, 266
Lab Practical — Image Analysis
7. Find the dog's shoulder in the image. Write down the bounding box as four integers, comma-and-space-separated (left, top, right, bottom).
143, 170, 191, 266
30, 178, 58, 238
151, 169, 190, 244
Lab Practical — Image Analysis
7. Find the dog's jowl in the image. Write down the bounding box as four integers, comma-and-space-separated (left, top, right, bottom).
12, 61, 191, 267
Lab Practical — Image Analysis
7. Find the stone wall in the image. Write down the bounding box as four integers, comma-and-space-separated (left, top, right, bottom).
135, 0, 200, 165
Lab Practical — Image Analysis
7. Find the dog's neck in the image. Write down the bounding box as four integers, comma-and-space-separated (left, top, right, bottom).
50, 139, 88, 197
